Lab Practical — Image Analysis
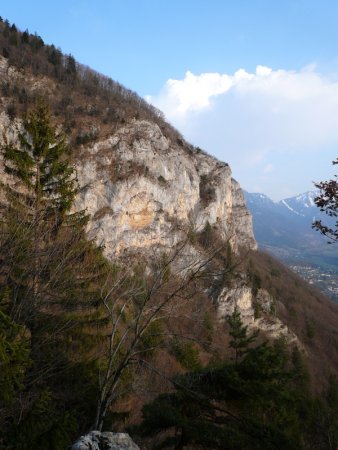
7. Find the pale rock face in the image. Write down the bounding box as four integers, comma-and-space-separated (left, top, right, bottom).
251, 317, 299, 344
217, 285, 300, 344
0, 54, 256, 259
217, 285, 255, 325
0, 55, 300, 347
256, 288, 274, 314
75, 120, 257, 257
69, 431, 139, 450
0, 54, 256, 256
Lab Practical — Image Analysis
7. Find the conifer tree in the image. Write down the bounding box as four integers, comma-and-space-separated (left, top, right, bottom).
0, 103, 106, 448
228, 307, 258, 364
0, 102, 89, 329
0, 308, 31, 405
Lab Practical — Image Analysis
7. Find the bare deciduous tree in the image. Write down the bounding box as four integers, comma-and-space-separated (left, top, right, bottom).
93, 235, 235, 431
313, 158, 338, 243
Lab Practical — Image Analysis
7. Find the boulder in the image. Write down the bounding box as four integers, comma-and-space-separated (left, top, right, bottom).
69, 431, 139, 450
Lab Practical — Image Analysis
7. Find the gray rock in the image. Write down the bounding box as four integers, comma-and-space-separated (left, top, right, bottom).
69, 431, 139, 450
73, 120, 257, 258
0, 58, 256, 259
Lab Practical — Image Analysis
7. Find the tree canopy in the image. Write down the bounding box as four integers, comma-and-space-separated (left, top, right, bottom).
0, 104, 106, 449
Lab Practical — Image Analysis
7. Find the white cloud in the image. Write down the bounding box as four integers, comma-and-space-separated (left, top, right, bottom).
263, 163, 274, 174
147, 65, 338, 200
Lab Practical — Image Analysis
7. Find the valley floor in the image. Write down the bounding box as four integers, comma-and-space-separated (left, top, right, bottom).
262, 245, 338, 302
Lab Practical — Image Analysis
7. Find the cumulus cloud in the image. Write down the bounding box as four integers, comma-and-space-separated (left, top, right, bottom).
147, 65, 338, 200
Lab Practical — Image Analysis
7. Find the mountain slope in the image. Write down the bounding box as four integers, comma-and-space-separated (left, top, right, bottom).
0, 21, 337, 369
245, 190, 338, 259
1, 20, 338, 448
244, 191, 323, 249
245, 190, 338, 299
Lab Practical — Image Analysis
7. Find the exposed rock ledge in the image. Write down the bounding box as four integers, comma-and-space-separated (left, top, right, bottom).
69, 431, 139, 450
217, 285, 300, 345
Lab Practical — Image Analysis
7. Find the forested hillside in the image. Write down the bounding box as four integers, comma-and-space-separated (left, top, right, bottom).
0, 19, 338, 450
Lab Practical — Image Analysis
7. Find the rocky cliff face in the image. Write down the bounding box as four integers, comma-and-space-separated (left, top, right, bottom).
0, 54, 256, 259
2, 55, 299, 342
217, 285, 300, 345
74, 120, 256, 258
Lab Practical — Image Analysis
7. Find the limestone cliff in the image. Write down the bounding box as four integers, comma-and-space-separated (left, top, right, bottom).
74, 120, 256, 258
0, 54, 256, 258
3, 54, 302, 342
217, 285, 300, 346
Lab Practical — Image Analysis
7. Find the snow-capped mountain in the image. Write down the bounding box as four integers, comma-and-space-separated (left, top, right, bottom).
245, 191, 319, 221
244, 190, 337, 269
279, 191, 318, 218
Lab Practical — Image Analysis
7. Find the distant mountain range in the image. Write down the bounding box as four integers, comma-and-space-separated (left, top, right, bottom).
245, 191, 338, 298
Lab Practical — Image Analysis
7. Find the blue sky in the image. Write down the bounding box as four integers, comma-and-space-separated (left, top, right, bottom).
2, 1, 338, 199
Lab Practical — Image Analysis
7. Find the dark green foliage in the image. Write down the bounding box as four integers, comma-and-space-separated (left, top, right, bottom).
29, 33, 44, 52
0, 102, 90, 326
136, 331, 312, 449
18, 88, 28, 104
203, 311, 214, 347
47, 45, 62, 66
135, 312, 334, 449
21, 30, 29, 44
0, 104, 107, 449
136, 344, 305, 448
157, 175, 166, 185
171, 338, 201, 371
270, 268, 281, 278
3, 103, 79, 213
4, 389, 78, 450
0, 309, 31, 405
248, 267, 262, 296
228, 307, 258, 364
64, 55, 77, 86
6, 103, 16, 119
2, 47, 9, 58
139, 320, 165, 355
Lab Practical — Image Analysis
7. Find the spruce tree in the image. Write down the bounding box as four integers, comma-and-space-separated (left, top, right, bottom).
0, 103, 106, 448
0, 102, 89, 328
228, 307, 258, 364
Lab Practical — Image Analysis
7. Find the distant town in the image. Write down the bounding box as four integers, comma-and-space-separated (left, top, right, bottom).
290, 264, 338, 302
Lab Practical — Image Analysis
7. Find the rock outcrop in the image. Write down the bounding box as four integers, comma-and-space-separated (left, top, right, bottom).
217, 285, 255, 325
69, 431, 139, 450
1, 54, 300, 345
217, 285, 300, 344
0, 55, 256, 259
75, 120, 256, 258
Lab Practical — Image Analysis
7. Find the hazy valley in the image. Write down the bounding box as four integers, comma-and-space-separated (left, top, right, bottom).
245, 190, 338, 301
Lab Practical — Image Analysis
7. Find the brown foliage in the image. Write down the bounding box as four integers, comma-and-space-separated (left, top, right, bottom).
0, 18, 193, 160
245, 249, 338, 388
